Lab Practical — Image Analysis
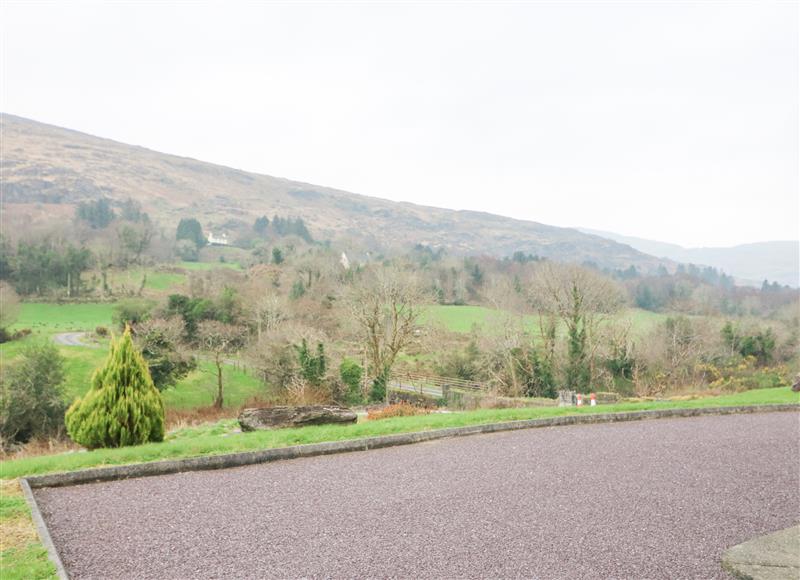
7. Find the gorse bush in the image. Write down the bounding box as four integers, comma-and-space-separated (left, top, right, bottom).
66, 326, 165, 449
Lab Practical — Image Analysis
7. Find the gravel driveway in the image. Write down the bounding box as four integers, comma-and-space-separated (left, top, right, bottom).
34, 412, 800, 579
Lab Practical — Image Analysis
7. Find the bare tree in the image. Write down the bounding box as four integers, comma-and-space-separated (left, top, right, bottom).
251, 291, 287, 340
528, 263, 624, 390
346, 266, 428, 400
197, 321, 246, 408
0, 282, 20, 336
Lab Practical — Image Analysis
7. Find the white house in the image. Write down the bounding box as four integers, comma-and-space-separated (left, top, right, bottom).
207, 232, 230, 246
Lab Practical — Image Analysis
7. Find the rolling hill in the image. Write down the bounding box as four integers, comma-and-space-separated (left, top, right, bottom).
1, 113, 668, 271
578, 228, 799, 288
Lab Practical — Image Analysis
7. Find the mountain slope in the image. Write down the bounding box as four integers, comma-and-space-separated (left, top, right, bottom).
1, 114, 666, 271
578, 228, 799, 287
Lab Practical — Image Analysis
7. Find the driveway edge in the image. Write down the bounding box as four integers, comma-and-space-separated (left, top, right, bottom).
23, 403, 798, 490
19, 478, 70, 580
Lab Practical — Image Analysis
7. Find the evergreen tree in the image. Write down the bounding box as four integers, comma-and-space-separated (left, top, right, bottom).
65, 327, 165, 449
295, 339, 327, 386
175, 218, 206, 248
76, 198, 115, 229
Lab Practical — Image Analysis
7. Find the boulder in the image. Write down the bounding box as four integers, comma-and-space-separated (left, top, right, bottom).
238, 405, 357, 431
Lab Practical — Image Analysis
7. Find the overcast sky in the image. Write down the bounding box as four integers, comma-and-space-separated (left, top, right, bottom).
2, 1, 797, 247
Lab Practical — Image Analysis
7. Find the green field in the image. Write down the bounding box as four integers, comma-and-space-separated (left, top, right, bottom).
1, 336, 262, 411
424, 305, 674, 335
105, 268, 186, 292
178, 260, 243, 271
162, 361, 264, 409
13, 302, 115, 332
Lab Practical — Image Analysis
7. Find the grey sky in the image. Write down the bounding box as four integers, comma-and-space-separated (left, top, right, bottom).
2, 1, 797, 247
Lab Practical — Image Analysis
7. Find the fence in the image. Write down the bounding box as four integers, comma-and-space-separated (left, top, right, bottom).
389, 372, 486, 398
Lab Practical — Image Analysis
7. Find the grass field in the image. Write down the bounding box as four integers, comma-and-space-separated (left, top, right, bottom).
12, 302, 114, 332
178, 260, 242, 271
424, 305, 675, 336
104, 268, 186, 292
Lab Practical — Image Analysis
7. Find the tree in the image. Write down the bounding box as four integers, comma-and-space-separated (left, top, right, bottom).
65, 327, 165, 449
253, 216, 269, 236
339, 358, 364, 405
176, 218, 206, 249
197, 321, 246, 408
272, 247, 284, 265
133, 318, 196, 390
529, 263, 623, 392
112, 299, 154, 329
76, 198, 115, 229
0, 341, 66, 446
0, 282, 20, 342
347, 267, 427, 402
295, 339, 326, 386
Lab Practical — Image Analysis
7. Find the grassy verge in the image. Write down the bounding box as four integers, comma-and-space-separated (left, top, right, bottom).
0, 481, 56, 580
2, 387, 796, 480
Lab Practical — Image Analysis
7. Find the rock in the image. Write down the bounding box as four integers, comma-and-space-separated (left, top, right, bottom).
238, 405, 358, 431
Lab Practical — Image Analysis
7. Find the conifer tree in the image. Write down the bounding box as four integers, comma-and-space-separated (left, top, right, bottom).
66, 326, 165, 449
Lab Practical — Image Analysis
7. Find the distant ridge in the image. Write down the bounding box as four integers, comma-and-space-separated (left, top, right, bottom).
578, 228, 799, 287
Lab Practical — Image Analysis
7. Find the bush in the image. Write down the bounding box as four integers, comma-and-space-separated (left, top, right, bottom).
133, 318, 195, 391
96, 325, 109, 337
112, 299, 154, 329
66, 326, 165, 449
339, 358, 364, 405
0, 341, 66, 446
367, 403, 429, 421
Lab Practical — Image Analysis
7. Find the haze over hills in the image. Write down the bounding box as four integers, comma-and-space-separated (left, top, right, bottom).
1, 114, 670, 272
578, 228, 799, 288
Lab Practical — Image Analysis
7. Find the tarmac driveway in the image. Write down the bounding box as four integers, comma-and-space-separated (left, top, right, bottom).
34, 412, 800, 579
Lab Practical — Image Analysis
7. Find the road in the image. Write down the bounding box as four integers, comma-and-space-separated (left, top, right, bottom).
34, 412, 800, 579
52, 332, 91, 347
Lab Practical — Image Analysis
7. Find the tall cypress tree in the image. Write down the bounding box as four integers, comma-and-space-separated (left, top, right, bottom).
66, 326, 165, 449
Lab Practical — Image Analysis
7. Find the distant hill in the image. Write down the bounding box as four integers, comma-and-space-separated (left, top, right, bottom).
578, 228, 799, 287
0, 113, 670, 271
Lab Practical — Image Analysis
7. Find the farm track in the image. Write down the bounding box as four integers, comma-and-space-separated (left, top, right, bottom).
52, 332, 92, 347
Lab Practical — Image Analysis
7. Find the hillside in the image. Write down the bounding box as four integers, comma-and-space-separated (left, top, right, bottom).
0, 114, 667, 271
578, 228, 799, 287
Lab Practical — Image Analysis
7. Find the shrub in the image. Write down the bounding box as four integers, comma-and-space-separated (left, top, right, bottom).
367, 403, 429, 421
133, 318, 195, 391
65, 326, 165, 449
95, 325, 109, 337
112, 299, 154, 329
0, 341, 66, 446
339, 358, 364, 405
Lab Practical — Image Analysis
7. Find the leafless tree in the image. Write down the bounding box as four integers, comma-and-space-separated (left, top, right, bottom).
346, 266, 428, 396
528, 262, 624, 388
0, 282, 20, 333
197, 320, 246, 408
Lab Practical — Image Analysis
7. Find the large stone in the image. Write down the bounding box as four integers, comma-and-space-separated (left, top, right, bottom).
238, 405, 357, 431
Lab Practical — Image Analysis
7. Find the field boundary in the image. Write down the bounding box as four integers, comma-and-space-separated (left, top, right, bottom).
23, 403, 798, 490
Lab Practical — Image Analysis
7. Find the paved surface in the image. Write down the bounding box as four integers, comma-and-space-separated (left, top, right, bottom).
722, 526, 800, 579
52, 332, 90, 347
35, 412, 800, 579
